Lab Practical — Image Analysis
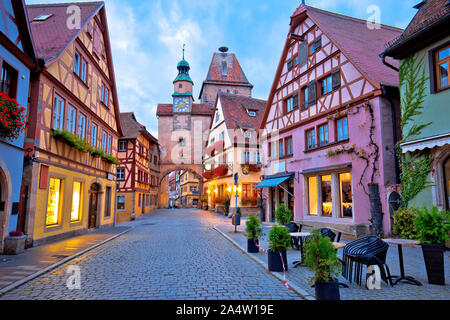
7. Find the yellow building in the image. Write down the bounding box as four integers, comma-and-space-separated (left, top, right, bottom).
22, 3, 123, 246
179, 170, 200, 208
116, 113, 160, 222
203, 93, 266, 216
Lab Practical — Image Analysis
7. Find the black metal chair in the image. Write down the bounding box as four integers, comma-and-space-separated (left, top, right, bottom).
319, 228, 336, 242
285, 222, 300, 249
343, 237, 393, 287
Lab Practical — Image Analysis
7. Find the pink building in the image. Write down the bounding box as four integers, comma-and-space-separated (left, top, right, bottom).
258, 5, 403, 236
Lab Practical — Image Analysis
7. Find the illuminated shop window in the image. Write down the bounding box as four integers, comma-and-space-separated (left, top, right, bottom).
308, 177, 318, 216
321, 175, 332, 217
46, 178, 62, 226
71, 181, 82, 222
340, 173, 353, 218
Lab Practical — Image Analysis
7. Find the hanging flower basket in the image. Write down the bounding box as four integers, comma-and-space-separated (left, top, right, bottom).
203, 170, 214, 180
248, 164, 262, 172
0, 92, 27, 140
213, 165, 228, 177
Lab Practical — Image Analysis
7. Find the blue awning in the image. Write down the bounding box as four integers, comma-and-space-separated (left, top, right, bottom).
254, 175, 292, 188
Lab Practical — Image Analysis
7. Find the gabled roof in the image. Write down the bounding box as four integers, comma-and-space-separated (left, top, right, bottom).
156, 104, 215, 117
119, 112, 158, 143
26, 2, 103, 62
383, 0, 450, 59
294, 6, 403, 87
199, 51, 253, 99
215, 93, 266, 131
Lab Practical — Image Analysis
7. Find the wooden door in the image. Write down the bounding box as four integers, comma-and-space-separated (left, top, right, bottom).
88, 185, 99, 229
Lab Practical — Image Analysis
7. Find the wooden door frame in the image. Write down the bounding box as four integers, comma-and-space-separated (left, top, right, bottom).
88, 183, 101, 229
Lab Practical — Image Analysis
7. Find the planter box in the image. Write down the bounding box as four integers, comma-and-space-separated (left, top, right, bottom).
248, 240, 259, 253
422, 243, 446, 285
268, 250, 288, 272
4, 235, 26, 255
315, 281, 341, 300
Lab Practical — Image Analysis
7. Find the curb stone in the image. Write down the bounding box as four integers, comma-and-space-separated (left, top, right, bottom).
214, 226, 316, 301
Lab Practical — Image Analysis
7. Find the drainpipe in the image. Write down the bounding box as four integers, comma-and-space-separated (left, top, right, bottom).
380, 53, 399, 72
382, 85, 401, 185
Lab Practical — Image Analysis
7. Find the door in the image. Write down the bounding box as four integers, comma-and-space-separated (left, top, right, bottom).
142, 194, 145, 215
270, 187, 276, 222
88, 184, 99, 229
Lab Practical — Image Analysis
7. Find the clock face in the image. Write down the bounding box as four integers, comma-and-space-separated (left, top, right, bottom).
174, 97, 191, 113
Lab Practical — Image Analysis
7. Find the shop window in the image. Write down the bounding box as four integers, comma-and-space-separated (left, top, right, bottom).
340, 173, 353, 218
242, 184, 252, 198
321, 175, 332, 217
46, 178, 62, 226
308, 177, 318, 216
71, 181, 82, 222
117, 196, 125, 210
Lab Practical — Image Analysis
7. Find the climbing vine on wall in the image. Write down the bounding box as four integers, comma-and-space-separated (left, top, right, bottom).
398, 55, 432, 209
326, 101, 379, 197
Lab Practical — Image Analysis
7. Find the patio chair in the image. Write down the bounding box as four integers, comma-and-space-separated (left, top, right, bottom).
285, 222, 300, 249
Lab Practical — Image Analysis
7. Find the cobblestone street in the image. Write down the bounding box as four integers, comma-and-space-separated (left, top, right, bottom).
0, 209, 301, 300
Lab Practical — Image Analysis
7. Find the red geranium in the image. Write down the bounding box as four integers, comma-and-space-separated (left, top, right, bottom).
0, 92, 27, 140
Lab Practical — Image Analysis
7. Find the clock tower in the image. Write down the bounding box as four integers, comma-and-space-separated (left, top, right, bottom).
173, 47, 193, 113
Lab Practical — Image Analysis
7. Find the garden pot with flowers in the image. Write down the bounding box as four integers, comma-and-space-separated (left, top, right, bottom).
4, 231, 26, 255
0, 92, 27, 140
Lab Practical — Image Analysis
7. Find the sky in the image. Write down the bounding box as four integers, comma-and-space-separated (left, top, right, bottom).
25, 0, 420, 138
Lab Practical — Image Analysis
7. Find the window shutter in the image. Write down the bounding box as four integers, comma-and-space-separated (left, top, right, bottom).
332, 69, 341, 90
299, 41, 308, 66
39, 165, 49, 189
293, 93, 299, 109
314, 37, 322, 51
307, 81, 317, 107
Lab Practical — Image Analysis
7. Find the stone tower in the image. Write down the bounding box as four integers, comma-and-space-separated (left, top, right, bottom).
199, 46, 254, 106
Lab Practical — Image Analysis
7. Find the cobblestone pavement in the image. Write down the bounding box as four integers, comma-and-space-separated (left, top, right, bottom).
0, 209, 300, 300
214, 214, 450, 300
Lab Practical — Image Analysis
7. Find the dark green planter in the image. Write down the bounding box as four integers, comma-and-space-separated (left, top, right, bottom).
422, 243, 446, 285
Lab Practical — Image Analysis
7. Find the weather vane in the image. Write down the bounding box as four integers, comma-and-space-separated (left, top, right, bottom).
182, 44, 185, 60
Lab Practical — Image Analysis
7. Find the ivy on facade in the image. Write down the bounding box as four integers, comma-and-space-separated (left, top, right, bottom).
398, 55, 433, 209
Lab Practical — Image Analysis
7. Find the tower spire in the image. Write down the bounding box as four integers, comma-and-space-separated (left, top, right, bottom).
182, 44, 185, 60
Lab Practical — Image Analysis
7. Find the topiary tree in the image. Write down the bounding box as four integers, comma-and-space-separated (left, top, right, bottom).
268, 226, 292, 252
303, 230, 341, 285
275, 204, 292, 225
245, 215, 263, 241
414, 206, 450, 245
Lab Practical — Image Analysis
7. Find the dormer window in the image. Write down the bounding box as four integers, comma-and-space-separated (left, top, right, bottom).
33, 14, 53, 22
248, 110, 257, 118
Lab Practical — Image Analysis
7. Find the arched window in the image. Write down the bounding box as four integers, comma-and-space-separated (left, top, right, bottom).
222, 61, 227, 77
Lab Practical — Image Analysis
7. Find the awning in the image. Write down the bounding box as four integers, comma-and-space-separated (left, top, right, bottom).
254, 175, 292, 188
401, 133, 450, 153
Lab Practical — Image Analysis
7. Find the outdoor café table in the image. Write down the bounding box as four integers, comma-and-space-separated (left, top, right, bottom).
332, 242, 349, 288
383, 239, 423, 286
290, 232, 311, 268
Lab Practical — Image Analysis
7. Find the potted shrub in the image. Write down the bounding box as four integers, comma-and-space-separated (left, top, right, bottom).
267, 225, 292, 272
245, 215, 263, 253
4, 231, 26, 255
303, 230, 341, 300
275, 204, 292, 226
414, 206, 449, 285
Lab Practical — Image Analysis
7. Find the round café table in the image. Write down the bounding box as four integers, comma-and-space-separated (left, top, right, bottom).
290, 232, 311, 268
383, 239, 423, 286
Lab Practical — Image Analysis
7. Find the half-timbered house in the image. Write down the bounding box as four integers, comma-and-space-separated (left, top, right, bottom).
116, 112, 159, 222
259, 5, 403, 236
0, 0, 37, 253
22, 2, 123, 246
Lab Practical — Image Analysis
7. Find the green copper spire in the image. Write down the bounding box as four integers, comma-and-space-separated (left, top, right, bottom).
174, 44, 193, 84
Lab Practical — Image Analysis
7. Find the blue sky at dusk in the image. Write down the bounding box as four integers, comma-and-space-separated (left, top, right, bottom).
25, 0, 420, 137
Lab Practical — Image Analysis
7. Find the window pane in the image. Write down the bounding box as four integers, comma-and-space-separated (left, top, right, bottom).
438, 47, 450, 60
340, 173, 353, 218
91, 124, 97, 146
117, 196, 125, 210
78, 114, 86, 139
308, 177, 318, 216
47, 178, 62, 226
71, 181, 82, 222
321, 175, 332, 217
74, 52, 80, 75
439, 62, 448, 88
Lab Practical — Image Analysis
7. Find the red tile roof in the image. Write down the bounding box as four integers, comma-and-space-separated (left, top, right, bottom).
293, 5, 403, 87
204, 52, 252, 85
26, 2, 103, 61
119, 112, 158, 143
217, 93, 267, 131
156, 104, 215, 117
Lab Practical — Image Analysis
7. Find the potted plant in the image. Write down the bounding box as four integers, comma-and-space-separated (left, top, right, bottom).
0, 93, 27, 140
224, 196, 231, 217
303, 230, 341, 300
245, 215, 263, 253
275, 204, 292, 226
414, 206, 449, 285
267, 225, 291, 272
4, 231, 26, 255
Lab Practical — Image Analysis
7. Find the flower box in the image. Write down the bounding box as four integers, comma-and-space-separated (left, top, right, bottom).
241, 197, 258, 206
4, 232, 26, 255
213, 165, 228, 177
0, 93, 27, 140
248, 164, 262, 172
203, 171, 214, 180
